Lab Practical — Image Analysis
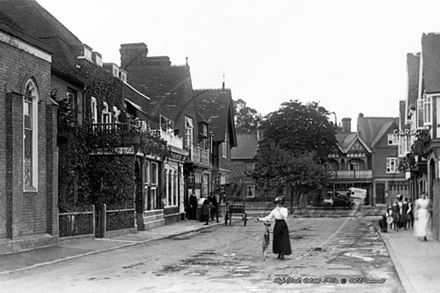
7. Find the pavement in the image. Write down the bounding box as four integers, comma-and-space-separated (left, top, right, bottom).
0, 208, 439, 293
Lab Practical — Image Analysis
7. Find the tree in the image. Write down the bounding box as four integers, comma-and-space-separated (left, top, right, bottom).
249, 100, 336, 209
233, 98, 260, 133
260, 100, 337, 159
249, 147, 329, 212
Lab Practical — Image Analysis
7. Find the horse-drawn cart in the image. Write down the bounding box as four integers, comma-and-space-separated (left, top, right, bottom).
224, 197, 247, 226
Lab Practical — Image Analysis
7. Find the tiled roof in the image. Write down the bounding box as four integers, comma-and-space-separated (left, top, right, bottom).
0, 10, 50, 54
231, 133, 258, 160
422, 33, 440, 94
371, 121, 395, 148
0, 0, 84, 85
407, 53, 420, 110
357, 116, 397, 147
335, 132, 357, 150
125, 60, 198, 127
194, 88, 237, 146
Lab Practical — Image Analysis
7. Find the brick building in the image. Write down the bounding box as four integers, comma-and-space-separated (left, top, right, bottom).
0, 10, 58, 254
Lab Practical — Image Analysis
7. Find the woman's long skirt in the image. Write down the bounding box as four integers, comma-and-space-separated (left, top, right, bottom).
273, 220, 292, 255
414, 209, 429, 237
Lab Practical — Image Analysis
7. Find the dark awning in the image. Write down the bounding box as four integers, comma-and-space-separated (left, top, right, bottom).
125, 99, 150, 122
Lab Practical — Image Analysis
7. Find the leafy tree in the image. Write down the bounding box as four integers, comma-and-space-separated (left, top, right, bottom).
233, 98, 260, 133
260, 100, 337, 159
249, 100, 336, 209
249, 147, 329, 212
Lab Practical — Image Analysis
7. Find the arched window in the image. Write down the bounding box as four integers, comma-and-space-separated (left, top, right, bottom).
23, 79, 39, 191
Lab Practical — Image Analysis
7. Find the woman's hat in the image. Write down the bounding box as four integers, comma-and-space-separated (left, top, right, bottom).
274, 197, 284, 204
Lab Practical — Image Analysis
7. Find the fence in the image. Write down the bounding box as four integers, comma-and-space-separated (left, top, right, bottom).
96, 203, 136, 238
59, 205, 95, 238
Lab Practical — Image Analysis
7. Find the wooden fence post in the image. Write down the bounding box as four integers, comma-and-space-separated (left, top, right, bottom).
92, 205, 96, 238
102, 203, 107, 238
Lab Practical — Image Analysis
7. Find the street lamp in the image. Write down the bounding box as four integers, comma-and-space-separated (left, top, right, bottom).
329, 112, 337, 127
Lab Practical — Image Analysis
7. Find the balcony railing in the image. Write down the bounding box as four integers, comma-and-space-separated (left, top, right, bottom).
151, 129, 183, 149
328, 170, 372, 179
187, 144, 210, 165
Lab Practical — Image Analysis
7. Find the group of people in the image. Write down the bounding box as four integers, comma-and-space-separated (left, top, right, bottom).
187, 192, 220, 225
380, 192, 433, 241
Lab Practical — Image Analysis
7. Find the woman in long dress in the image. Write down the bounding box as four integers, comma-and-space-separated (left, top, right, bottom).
257, 197, 292, 260
413, 192, 433, 241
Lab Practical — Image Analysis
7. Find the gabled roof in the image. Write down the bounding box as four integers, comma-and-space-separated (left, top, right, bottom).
0, 0, 84, 85
422, 33, 440, 94
193, 88, 237, 147
231, 133, 258, 160
336, 132, 371, 154
357, 116, 397, 147
371, 121, 396, 148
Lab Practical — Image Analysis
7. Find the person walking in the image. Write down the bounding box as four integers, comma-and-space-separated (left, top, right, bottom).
257, 197, 292, 260
414, 192, 433, 241
201, 198, 210, 225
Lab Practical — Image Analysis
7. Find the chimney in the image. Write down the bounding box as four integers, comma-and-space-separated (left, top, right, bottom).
341, 118, 351, 133
120, 43, 148, 69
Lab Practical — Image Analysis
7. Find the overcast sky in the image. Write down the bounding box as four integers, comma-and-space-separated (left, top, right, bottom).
37, 0, 440, 127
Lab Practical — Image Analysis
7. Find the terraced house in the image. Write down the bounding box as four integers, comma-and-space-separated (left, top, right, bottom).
399, 32, 440, 241
120, 43, 237, 221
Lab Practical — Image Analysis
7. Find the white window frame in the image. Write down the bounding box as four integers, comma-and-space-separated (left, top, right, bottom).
245, 185, 255, 197
417, 99, 424, 128
222, 132, 228, 158
185, 116, 194, 148
91, 97, 98, 124
424, 94, 432, 126
386, 157, 399, 173
151, 162, 158, 185
102, 102, 111, 124
23, 79, 39, 191
388, 133, 398, 145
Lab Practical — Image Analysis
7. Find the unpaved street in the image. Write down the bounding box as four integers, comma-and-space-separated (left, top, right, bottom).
0, 217, 404, 293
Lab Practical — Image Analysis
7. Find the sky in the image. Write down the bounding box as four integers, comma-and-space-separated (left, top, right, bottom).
36, 0, 440, 127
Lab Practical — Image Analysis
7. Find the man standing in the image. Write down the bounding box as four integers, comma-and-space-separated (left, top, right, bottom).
188, 193, 198, 220
208, 193, 219, 222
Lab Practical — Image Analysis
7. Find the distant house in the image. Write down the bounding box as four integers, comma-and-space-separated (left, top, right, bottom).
0, 9, 57, 254
230, 133, 259, 198
194, 87, 238, 199
327, 115, 406, 205
230, 132, 290, 200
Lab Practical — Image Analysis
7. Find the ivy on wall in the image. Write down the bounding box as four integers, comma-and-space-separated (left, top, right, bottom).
56, 60, 171, 212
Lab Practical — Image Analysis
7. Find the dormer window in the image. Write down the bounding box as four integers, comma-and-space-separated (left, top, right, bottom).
120, 70, 127, 82
83, 45, 93, 61
92, 52, 103, 67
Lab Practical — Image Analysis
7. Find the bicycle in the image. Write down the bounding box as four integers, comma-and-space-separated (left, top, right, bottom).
257, 218, 271, 261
